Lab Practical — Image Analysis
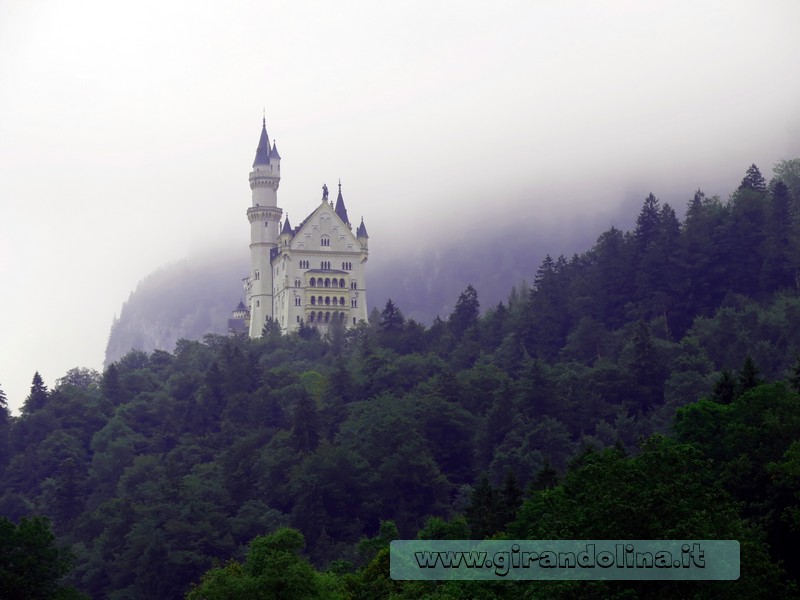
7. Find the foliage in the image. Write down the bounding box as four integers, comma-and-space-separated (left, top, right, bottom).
3, 160, 800, 597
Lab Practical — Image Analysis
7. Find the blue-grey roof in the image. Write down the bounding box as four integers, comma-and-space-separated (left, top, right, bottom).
281, 216, 292, 234
334, 184, 350, 225
253, 120, 271, 166
235, 300, 247, 311
270, 141, 281, 160
357, 218, 369, 238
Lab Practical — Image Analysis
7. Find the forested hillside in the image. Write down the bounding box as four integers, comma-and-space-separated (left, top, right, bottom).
2, 160, 800, 598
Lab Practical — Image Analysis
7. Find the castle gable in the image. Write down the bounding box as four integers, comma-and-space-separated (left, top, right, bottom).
290, 200, 359, 253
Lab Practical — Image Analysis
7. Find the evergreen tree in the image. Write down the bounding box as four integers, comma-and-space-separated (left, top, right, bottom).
738, 355, 764, 394
22, 372, 48, 414
740, 163, 767, 192
531, 459, 558, 491
379, 299, 405, 332
261, 316, 282, 340
633, 192, 661, 249
712, 369, 737, 404
291, 392, 320, 453
449, 284, 480, 339
100, 363, 123, 405
497, 469, 523, 528
464, 474, 497, 539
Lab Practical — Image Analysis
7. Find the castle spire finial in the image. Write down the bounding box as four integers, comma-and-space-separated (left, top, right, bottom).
262, 107, 266, 128
338, 178, 342, 193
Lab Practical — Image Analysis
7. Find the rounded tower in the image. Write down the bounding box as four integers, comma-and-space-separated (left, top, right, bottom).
247, 118, 283, 338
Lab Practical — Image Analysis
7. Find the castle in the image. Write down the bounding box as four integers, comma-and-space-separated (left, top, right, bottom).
228, 118, 369, 337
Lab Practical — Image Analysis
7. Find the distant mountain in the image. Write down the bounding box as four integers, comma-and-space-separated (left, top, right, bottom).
104, 215, 614, 366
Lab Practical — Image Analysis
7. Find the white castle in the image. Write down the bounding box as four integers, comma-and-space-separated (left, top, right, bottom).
229, 118, 370, 337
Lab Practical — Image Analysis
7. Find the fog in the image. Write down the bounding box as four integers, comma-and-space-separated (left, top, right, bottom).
1, 0, 799, 413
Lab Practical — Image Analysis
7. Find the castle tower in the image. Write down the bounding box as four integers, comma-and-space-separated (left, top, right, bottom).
247, 118, 283, 337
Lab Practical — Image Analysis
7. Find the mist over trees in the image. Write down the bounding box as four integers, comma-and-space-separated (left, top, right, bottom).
4, 160, 800, 597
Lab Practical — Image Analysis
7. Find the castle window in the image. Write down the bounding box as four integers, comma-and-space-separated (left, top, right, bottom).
310, 277, 316, 287
296, 315, 300, 322
317, 311, 322, 321
351, 299, 357, 308
309, 313, 314, 322
256, 300, 260, 307
254, 270, 260, 280
339, 278, 345, 288
295, 278, 301, 287
339, 297, 345, 306
311, 297, 316, 305
321, 236, 330, 247
318, 296, 323, 305
351, 281, 357, 290
324, 278, 330, 287
325, 297, 330, 306
325, 312, 330, 322
353, 317, 356, 325
332, 279, 338, 288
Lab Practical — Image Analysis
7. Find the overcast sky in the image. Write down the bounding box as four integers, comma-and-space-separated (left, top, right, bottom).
1, 0, 799, 413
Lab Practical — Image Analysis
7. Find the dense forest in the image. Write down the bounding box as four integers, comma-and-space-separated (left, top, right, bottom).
2, 160, 800, 598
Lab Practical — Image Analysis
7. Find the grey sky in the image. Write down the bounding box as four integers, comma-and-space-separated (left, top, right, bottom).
1, 0, 799, 413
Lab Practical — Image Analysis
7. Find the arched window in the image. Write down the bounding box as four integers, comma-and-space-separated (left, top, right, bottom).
256, 300, 260, 307
295, 278, 301, 287
325, 312, 330, 322
317, 311, 323, 321
332, 279, 338, 288
310, 277, 316, 287
339, 297, 345, 306
321, 236, 330, 247
351, 281, 357, 290
325, 297, 330, 305
318, 296, 323, 305
339, 278, 345, 288
254, 270, 260, 280
351, 299, 357, 308
309, 312, 314, 322
324, 278, 330, 287
353, 317, 356, 325
310, 297, 316, 305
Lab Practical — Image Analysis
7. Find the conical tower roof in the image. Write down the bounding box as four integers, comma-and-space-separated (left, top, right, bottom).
253, 118, 271, 166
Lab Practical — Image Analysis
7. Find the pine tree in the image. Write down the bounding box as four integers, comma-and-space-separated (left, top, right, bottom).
449, 284, 480, 339
634, 193, 661, 249
712, 369, 737, 404
464, 474, 497, 539
22, 372, 48, 414
531, 459, 558, 491
738, 355, 764, 394
291, 392, 320, 453
379, 299, 405, 332
739, 164, 767, 193
497, 470, 523, 529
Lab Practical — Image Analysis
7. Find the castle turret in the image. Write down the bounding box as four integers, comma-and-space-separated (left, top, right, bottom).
247, 118, 283, 337
357, 217, 369, 250
334, 180, 350, 228
280, 215, 293, 247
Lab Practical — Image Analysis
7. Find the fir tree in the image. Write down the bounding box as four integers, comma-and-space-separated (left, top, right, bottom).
739, 163, 767, 193
22, 372, 48, 414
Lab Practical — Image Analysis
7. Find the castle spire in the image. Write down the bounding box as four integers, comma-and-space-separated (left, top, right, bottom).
253, 118, 271, 167
334, 179, 350, 226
